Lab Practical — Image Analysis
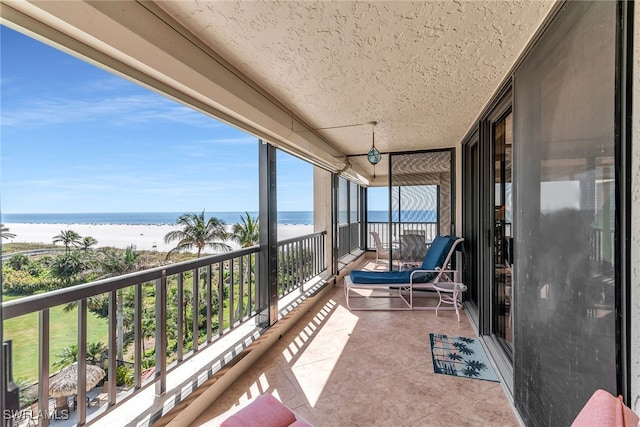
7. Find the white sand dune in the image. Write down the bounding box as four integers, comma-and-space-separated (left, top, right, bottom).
4, 223, 315, 254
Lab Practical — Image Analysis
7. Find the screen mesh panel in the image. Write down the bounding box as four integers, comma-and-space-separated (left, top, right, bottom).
389, 151, 453, 262
513, 2, 616, 425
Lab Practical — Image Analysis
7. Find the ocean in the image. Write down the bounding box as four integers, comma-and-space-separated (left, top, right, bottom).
2, 212, 312, 226
1, 210, 435, 226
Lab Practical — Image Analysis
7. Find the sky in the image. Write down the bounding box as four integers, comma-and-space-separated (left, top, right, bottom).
0, 25, 313, 214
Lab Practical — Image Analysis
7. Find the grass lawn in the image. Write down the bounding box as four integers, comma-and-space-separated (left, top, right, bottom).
3, 294, 108, 382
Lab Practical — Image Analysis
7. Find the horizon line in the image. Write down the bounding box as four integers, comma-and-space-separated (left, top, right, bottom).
1, 210, 316, 214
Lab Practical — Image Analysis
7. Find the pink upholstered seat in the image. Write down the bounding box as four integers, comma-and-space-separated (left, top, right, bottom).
571, 389, 639, 427
221, 393, 311, 427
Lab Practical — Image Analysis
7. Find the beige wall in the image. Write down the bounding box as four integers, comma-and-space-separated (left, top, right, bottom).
313, 167, 334, 273
631, 4, 640, 413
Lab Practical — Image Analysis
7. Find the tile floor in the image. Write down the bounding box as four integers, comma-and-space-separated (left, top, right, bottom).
191, 260, 520, 427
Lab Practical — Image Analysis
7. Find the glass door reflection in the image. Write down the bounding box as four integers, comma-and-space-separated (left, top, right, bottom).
493, 112, 513, 351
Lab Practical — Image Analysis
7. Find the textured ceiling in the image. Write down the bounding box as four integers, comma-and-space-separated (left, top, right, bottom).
1, 0, 555, 183
157, 1, 553, 178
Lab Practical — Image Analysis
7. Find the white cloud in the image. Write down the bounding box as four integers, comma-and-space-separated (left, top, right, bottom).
1, 94, 219, 128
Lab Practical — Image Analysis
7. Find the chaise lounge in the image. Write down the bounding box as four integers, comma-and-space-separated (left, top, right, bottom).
344, 235, 464, 311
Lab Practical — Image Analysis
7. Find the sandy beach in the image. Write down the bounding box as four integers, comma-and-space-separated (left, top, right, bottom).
3, 223, 316, 253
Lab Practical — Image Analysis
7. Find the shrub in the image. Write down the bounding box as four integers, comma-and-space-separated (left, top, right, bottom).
2, 269, 51, 295
26, 260, 45, 277
142, 349, 156, 370
115, 365, 134, 388
8, 254, 29, 271
15, 377, 36, 407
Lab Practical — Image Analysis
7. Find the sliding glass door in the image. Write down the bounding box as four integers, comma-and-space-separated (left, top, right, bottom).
492, 110, 513, 351
462, 133, 480, 315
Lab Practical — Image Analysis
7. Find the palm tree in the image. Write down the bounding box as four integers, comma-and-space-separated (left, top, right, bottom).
99, 245, 142, 361
230, 212, 259, 248
79, 236, 98, 251
164, 210, 231, 258
54, 342, 107, 369
1, 224, 16, 240
52, 229, 82, 252
54, 345, 78, 369
50, 251, 88, 285
229, 212, 259, 320
62, 295, 107, 314
87, 342, 108, 366
100, 246, 141, 276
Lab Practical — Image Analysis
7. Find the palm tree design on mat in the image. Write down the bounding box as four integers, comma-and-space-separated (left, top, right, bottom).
431, 334, 497, 382
447, 352, 463, 362
452, 341, 475, 356
462, 366, 482, 378
465, 360, 487, 372
438, 363, 458, 376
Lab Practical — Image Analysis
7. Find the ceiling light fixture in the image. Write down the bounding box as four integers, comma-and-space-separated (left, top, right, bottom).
367, 121, 380, 165
367, 121, 381, 178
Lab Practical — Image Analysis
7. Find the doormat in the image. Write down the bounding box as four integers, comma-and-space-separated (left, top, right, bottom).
429, 333, 499, 382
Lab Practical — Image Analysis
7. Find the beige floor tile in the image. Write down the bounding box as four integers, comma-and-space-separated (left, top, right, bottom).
293, 386, 406, 427
190, 284, 517, 427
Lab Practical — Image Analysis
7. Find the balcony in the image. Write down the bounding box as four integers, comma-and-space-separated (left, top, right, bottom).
155, 257, 517, 426
1, 1, 633, 425
2, 232, 328, 427
2, 232, 518, 426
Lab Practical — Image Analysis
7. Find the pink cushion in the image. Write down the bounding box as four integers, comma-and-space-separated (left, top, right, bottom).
221, 393, 297, 427
289, 420, 313, 427
572, 389, 639, 427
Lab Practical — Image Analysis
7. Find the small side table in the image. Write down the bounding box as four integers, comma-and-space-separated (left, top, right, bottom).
400, 261, 421, 271
433, 282, 468, 322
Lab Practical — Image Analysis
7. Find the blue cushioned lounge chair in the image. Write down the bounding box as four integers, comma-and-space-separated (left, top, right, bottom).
344, 235, 464, 310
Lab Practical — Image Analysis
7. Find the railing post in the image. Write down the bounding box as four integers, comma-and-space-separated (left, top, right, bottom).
229, 260, 235, 326
2, 341, 18, 427
298, 240, 303, 287
191, 268, 199, 353
177, 273, 184, 361
155, 272, 167, 396
78, 298, 87, 425
107, 291, 117, 407
218, 262, 224, 336
238, 258, 244, 322
38, 310, 49, 427
134, 284, 142, 389
251, 253, 256, 313
206, 265, 212, 343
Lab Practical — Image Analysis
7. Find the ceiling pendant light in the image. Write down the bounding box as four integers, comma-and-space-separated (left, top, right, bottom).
367, 121, 380, 179
367, 121, 381, 165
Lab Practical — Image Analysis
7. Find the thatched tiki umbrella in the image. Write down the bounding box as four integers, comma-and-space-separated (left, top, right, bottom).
49, 362, 106, 398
